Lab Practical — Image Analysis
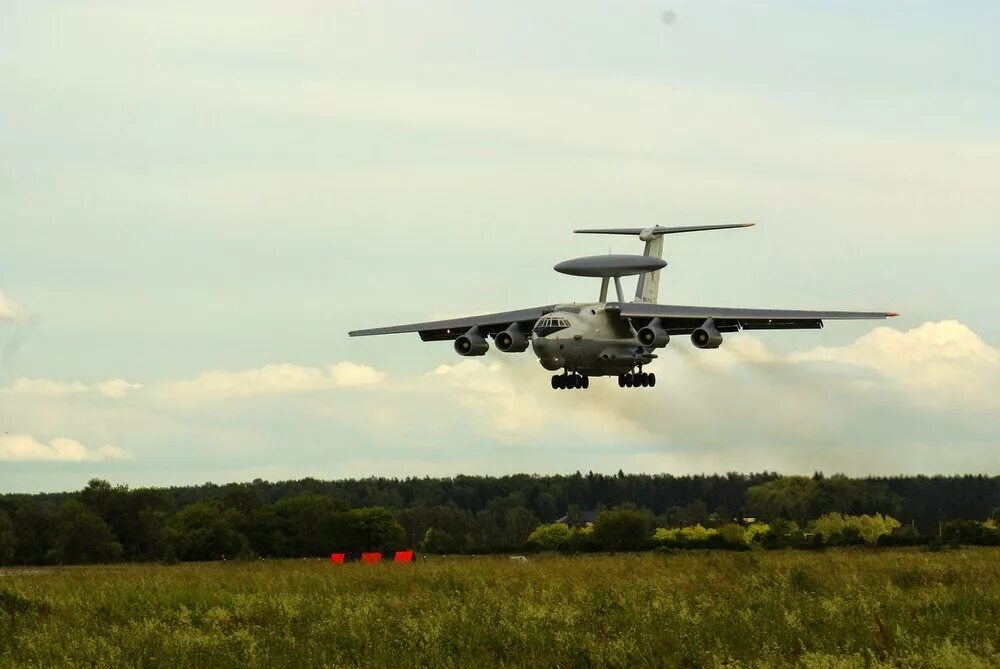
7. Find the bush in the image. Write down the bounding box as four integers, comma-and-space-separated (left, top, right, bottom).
653, 525, 715, 549
679, 524, 715, 545
569, 525, 598, 552
710, 523, 750, 550
654, 524, 754, 550
744, 523, 771, 547
811, 513, 901, 545
526, 523, 574, 552
878, 525, 924, 547
653, 528, 680, 546
760, 519, 804, 549
592, 507, 653, 551
939, 520, 1000, 547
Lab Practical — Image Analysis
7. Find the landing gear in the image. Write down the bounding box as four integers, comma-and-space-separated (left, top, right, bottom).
617, 371, 656, 389
551, 373, 589, 390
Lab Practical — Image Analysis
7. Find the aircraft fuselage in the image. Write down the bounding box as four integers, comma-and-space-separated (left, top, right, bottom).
530, 303, 656, 377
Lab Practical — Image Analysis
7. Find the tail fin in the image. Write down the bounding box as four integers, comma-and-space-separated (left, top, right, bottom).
574, 224, 754, 304
635, 235, 664, 304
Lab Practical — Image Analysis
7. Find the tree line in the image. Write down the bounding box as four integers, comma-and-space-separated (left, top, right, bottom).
1, 472, 999, 565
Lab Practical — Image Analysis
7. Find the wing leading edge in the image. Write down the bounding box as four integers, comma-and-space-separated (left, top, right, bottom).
612, 302, 897, 335
348, 305, 557, 342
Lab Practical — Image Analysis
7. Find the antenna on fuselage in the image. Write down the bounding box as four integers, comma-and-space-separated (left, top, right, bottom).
573, 223, 754, 304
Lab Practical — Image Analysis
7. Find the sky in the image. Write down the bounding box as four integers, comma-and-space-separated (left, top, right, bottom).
1, 1, 998, 492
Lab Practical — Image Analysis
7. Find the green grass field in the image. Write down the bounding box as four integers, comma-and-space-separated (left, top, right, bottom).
2, 549, 1000, 668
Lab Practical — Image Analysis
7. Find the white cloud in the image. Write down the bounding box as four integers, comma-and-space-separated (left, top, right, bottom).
2, 377, 143, 399
157, 361, 386, 401
0, 434, 132, 462
93, 379, 145, 399
791, 320, 1000, 408
330, 361, 388, 387
0, 291, 25, 324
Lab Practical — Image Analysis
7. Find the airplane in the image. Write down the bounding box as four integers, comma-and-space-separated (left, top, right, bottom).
349, 225, 897, 390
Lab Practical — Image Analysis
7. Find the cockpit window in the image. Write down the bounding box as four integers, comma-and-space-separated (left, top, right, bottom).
533, 316, 571, 337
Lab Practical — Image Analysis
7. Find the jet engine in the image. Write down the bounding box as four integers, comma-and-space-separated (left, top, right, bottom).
691, 318, 723, 349
495, 326, 529, 353
454, 327, 489, 356
636, 319, 670, 348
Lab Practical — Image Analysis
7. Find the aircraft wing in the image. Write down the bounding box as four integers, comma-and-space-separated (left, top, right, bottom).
349, 305, 557, 341
611, 302, 897, 334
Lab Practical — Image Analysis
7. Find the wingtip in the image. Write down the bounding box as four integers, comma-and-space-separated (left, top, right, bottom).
886, 312, 899, 318
741, 223, 756, 227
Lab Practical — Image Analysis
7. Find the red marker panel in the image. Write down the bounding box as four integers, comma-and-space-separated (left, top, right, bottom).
330, 553, 345, 564
394, 550, 414, 563
361, 552, 382, 564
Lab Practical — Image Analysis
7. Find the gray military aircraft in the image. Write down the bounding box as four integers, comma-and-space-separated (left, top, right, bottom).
349, 225, 897, 390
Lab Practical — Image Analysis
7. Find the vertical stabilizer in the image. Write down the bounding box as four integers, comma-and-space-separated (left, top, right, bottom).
634, 235, 664, 304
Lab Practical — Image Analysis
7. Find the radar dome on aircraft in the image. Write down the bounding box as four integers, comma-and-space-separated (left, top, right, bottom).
553, 254, 666, 278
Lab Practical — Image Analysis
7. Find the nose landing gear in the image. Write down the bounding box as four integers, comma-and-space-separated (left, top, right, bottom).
617, 371, 656, 389
551, 373, 589, 390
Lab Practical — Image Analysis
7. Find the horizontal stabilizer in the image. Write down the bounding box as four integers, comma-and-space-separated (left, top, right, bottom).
574, 223, 754, 237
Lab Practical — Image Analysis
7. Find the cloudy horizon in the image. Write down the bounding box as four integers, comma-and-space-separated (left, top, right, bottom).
2, 2, 998, 492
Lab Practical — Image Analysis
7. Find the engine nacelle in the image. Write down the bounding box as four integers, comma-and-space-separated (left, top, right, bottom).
495, 326, 529, 353
637, 319, 670, 348
691, 318, 723, 349
454, 328, 489, 356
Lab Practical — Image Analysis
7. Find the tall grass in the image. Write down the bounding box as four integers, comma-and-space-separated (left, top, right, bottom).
2, 549, 999, 667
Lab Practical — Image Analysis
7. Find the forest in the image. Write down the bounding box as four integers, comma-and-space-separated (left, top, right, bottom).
1, 472, 999, 564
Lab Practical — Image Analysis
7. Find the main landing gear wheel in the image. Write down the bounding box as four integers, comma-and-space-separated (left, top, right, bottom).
617, 372, 656, 389
551, 374, 589, 390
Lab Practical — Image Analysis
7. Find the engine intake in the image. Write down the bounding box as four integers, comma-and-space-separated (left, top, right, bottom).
495, 326, 529, 353
691, 318, 723, 349
637, 318, 670, 348
454, 327, 489, 356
